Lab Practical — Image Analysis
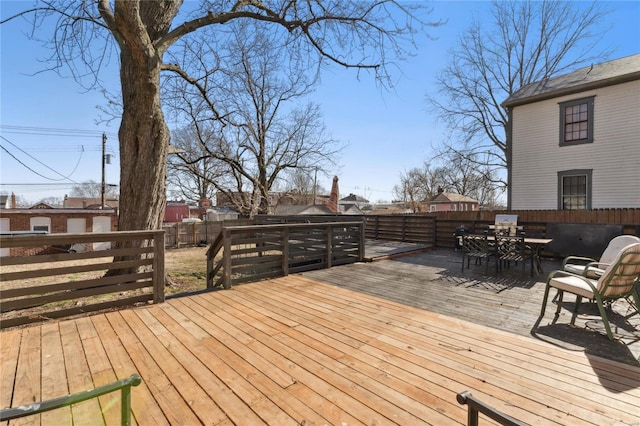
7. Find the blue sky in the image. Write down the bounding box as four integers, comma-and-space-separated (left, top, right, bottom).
1, 1, 639, 205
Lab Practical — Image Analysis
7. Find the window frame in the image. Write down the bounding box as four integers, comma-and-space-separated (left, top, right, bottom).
30, 217, 51, 233
557, 169, 592, 210
559, 96, 595, 146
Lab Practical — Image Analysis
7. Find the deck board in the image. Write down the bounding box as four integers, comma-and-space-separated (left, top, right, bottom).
2, 272, 639, 425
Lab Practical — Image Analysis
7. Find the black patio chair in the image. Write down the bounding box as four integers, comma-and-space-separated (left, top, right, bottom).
461, 234, 492, 274
495, 235, 531, 275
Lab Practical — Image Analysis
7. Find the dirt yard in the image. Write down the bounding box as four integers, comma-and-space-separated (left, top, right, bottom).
164, 246, 209, 294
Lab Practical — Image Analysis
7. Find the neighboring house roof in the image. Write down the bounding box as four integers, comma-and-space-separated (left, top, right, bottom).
340, 193, 369, 203
63, 197, 119, 209
273, 204, 335, 215
342, 205, 364, 215
503, 54, 640, 108
29, 202, 55, 209
429, 192, 478, 204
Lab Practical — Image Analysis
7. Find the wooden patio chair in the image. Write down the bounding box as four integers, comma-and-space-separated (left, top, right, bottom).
563, 235, 640, 278
540, 242, 640, 340
461, 234, 492, 273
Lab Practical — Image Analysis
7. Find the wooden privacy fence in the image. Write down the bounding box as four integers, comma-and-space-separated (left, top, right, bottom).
0, 230, 165, 329
364, 215, 436, 244
162, 219, 252, 248
207, 221, 365, 289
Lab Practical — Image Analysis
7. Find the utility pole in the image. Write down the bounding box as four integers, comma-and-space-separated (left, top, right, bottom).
101, 133, 106, 209
313, 167, 318, 205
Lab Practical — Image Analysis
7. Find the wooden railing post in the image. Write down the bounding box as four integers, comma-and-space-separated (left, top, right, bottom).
282, 228, 289, 276
153, 230, 165, 304
326, 225, 333, 268
206, 245, 213, 289
358, 221, 365, 261
223, 229, 232, 289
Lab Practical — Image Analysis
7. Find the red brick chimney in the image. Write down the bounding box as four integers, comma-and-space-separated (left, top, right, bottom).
327, 176, 339, 213
11, 192, 16, 209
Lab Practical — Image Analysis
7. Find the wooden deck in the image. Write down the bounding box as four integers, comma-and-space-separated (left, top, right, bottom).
2, 272, 639, 425
307, 247, 640, 365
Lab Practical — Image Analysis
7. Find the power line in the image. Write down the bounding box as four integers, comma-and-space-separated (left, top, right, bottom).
0, 125, 118, 139
0, 145, 62, 181
0, 135, 80, 183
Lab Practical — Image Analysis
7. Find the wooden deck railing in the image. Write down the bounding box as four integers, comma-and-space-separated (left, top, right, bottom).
207, 221, 365, 289
0, 230, 165, 329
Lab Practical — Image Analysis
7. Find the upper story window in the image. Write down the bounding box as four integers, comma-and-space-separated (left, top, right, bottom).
558, 169, 592, 210
559, 96, 594, 146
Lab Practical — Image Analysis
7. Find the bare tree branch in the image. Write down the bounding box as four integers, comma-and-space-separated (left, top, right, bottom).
427, 0, 611, 204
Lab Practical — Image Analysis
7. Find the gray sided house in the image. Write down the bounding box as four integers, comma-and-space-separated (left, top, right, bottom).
503, 54, 640, 210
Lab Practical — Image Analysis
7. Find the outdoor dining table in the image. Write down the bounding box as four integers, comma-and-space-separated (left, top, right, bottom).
466, 234, 553, 275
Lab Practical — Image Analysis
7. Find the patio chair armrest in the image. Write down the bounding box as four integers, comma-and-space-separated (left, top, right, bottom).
562, 256, 597, 268
582, 261, 608, 277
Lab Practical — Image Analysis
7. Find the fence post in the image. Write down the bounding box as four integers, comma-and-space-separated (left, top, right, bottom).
402, 215, 407, 241
206, 244, 213, 289
326, 225, 333, 268
223, 228, 232, 289
175, 224, 180, 248
358, 221, 365, 261
432, 216, 438, 248
282, 228, 289, 276
153, 231, 165, 304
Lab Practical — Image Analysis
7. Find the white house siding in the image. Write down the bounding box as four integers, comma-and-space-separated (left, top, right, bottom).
511, 80, 640, 209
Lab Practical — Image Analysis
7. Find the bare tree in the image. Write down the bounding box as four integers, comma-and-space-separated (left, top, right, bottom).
39, 197, 63, 207
393, 165, 438, 213
166, 127, 223, 204
70, 179, 118, 199
394, 151, 501, 211
427, 0, 610, 206
164, 20, 345, 217
3, 1, 437, 234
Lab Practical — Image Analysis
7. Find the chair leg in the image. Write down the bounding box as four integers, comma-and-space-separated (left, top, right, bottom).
626, 287, 640, 319
570, 295, 582, 325
594, 295, 615, 341
555, 290, 564, 316
540, 284, 551, 317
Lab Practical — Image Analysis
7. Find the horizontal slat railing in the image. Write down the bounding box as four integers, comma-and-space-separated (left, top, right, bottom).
0, 230, 165, 329
207, 221, 364, 289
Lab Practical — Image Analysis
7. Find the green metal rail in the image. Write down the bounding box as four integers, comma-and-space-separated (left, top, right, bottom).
0, 374, 142, 425
456, 391, 526, 426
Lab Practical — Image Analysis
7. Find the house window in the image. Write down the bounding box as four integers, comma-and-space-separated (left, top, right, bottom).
429, 205, 437, 213
558, 169, 592, 210
559, 96, 594, 145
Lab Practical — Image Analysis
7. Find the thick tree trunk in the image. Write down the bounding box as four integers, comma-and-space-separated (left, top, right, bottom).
118, 53, 168, 233
106, 47, 169, 276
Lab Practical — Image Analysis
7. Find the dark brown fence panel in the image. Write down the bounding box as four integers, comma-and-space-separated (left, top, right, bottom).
163, 219, 252, 248
0, 230, 165, 329
364, 215, 435, 245
426, 209, 640, 252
